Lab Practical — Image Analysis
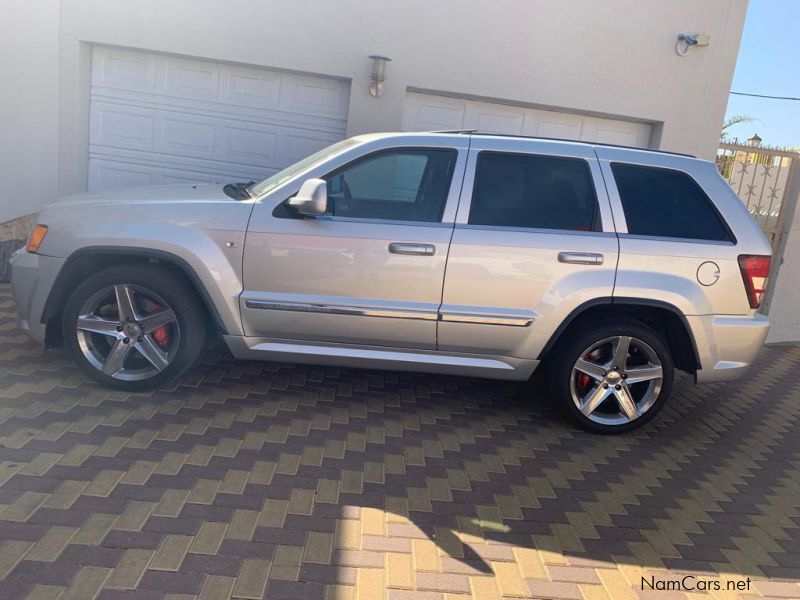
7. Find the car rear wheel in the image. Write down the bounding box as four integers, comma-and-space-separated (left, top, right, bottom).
548, 320, 674, 433
62, 264, 206, 390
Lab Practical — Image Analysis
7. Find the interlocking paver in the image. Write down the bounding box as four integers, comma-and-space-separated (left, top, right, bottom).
150, 534, 193, 571
105, 548, 154, 589
231, 558, 271, 599
0, 283, 798, 599
25, 526, 77, 562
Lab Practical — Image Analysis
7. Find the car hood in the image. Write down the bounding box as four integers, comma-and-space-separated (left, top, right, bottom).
53, 183, 233, 207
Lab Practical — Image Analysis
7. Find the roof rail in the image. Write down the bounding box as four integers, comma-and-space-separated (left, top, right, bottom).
425, 130, 695, 158
429, 129, 478, 134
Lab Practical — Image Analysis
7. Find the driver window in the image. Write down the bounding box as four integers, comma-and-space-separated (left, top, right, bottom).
325, 148, 457, 222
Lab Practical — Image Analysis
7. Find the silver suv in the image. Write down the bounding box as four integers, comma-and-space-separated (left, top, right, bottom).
10, 132, 771, 433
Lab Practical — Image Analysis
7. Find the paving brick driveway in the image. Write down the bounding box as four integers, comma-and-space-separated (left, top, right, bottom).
0, 282, 799, 599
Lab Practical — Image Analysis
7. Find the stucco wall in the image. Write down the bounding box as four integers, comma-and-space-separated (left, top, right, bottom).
766, 183, 800, 343
10, 2, 797, 342
0, 0, 60, 224
0, 0, 747, 222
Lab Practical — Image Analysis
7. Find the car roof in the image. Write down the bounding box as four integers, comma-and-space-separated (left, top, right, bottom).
352, 131, 697, 160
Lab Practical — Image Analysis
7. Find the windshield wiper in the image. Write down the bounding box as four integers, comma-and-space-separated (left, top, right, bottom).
223, 181, 256, 201
241, 181, 256, 199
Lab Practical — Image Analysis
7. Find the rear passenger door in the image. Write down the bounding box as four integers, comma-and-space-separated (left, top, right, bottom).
438, 138, 619, 359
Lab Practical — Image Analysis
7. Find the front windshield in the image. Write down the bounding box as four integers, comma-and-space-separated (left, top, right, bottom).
248, 138, 362, 197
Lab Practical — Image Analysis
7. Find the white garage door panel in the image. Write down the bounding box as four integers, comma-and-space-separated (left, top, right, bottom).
402, 92, 652, 148
89, 47, 350, 191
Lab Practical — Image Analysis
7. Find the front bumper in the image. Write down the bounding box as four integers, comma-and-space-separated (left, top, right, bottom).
689, 313, 770, 384
9, 249, 66, 345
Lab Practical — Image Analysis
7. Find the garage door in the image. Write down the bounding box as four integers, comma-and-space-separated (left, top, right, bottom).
402, 91, 652, 148
89, 47, 350, 191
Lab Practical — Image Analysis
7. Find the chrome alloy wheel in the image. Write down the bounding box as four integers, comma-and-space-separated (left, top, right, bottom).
569, 336, 663, 426
75, 284, 180, 381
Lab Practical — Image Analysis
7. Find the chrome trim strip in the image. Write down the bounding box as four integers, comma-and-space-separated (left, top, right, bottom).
244, 300, 438, 321
438, 311, 534, 327
246, 300, 535, 326
456, 223, 614, 238
617, 233, 736, 246
313, 216, 453, 228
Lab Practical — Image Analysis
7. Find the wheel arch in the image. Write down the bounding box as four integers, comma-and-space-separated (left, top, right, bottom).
42, 246, 230, 348
538, 297, 701, 375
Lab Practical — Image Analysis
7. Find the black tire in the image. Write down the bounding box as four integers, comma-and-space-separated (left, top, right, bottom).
62, 264, 207, 391
547, 319, 674, 434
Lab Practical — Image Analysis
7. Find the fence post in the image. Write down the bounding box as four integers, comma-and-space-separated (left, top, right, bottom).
762, 157, 800, 314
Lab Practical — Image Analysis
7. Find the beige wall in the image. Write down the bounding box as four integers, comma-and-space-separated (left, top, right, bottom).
0, 0, 747, 223
0, 0, 60, 224
766, 181, 800, 343
12, 2, 800, 342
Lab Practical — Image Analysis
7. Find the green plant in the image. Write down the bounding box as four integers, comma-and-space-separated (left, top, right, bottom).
721, 114, 760, 140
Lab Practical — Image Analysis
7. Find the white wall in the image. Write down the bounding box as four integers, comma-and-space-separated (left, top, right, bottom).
0, 0, 747, 223
0, 0, 60, 224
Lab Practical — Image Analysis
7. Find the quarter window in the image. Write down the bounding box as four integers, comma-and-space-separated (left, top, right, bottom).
611, 163, 731, 242
468, 152, 599, 231
323, 148, 457, 222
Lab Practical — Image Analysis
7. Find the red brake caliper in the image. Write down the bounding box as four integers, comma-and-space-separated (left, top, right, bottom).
577, 372, 591, 390
150, 304, 170, 347
577, 351, 592, 391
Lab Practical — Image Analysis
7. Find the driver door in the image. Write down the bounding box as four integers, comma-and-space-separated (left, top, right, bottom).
241, 139, 468, 350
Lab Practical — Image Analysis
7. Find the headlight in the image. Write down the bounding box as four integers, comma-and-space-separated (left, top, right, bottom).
26, 225, 48, 253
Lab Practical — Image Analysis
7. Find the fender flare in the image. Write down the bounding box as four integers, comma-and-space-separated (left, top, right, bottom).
538, 296, 701, 369
42, 246, 230, 334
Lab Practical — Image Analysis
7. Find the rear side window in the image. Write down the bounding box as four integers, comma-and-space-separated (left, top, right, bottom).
611, 163, 731, 242
468, 152, 599, 231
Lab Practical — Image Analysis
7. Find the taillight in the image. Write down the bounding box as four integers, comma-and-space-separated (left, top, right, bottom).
738, 255, 771, 309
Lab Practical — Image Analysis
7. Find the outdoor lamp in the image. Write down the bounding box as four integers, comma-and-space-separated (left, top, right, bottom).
368, 55, 391, 97
747, 133, 762, 147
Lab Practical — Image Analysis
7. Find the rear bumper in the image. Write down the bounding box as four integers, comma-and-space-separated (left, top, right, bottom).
689, 313, 769, 383
9, 249, 65, 345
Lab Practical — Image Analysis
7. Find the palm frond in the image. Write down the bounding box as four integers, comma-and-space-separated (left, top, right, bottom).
721, 114, 761, 140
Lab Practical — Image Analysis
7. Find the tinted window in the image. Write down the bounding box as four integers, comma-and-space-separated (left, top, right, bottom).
323, 148, 457, 222
611, 163, 731, 241
468, 152, 599, 231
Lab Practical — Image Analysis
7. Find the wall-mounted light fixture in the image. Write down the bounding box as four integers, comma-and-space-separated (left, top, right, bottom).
675, 33, 711, 57
368, 55, 391, 97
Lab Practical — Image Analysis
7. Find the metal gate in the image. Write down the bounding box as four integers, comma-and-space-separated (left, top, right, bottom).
717, 142, 800, 251
717, 141, 800, 311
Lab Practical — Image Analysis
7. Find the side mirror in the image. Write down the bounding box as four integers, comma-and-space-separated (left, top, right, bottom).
288, 178, 328, 217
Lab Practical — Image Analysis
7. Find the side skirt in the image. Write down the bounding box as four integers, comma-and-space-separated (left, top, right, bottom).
223, 336, 537, 381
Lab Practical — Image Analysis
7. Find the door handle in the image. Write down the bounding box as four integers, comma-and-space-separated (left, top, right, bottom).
558, 251, 604, 265
388, 242, 436, 256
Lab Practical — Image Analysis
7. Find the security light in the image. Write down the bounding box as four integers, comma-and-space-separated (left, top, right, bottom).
368, 55, 391, 97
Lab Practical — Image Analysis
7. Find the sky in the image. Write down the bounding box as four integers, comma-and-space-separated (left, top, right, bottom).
723, 0, 800, 148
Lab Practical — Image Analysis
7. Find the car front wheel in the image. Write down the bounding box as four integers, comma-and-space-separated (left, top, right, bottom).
548, 320, 674, 433
62, 264, 206, 390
